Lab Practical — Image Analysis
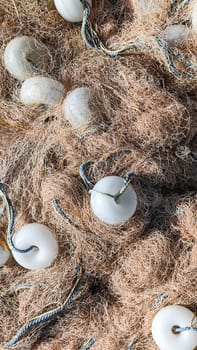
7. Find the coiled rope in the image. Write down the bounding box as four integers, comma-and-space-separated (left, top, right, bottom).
4, 266, 83, 348
81, 0, 197, 78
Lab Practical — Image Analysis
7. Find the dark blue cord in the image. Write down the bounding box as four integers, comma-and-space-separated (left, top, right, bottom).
80, 335, 97, 350
175, 326, 197, 333
0, 183, 34, 254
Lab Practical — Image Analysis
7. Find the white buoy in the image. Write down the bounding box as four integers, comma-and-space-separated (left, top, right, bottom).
90, 176, 137, 225
54, 0, 92, 22
163, 24, 187, 44
134, 0, 163, 15
152, 305, 197, 350
0, 246, 10, 267
3, 36, 50, 81
12, 223, 58, 270
20, 77, 64, 105
191, 1, 197, 34
63, 87, 92, 128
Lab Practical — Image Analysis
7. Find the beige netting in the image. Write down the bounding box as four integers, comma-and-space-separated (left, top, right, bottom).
0, 0, 196, 349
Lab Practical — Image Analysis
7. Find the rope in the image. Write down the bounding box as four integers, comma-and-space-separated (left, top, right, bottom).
81, 0, 197, 79
81, 0, 142, 57
79, 149, 133, 189
15, 282, 49, 294
152, 292, 168, 310
4, 266, 83, 348
171, 49, 197, 71
53, 198, 82, 231
79, 161, 94, 190
177, 0, 191, 10
0, 197, 7, 220
171, 313, 197, 334
174, 326, 197, 333
169, 0, 191, 13
156, 38, 185, 78
89, 172, 135, 203
0, 183, 34, 254
77, 120, 113, 141
97, 150, 132, 169
163, 205, 197, 223
127, 344, 134, 350
176, 0, 191, 11
80, 335, 97, 350
80, 159, 136, 201
53, 199, 100, 240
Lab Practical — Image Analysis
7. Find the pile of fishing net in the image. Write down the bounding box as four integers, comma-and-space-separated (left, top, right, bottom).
0, 0, 196, 349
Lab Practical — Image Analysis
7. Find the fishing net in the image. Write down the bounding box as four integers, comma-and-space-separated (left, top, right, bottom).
0, 0, 196, 349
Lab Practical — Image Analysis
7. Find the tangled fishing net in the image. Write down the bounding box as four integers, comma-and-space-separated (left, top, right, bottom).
0, 0, 196, 349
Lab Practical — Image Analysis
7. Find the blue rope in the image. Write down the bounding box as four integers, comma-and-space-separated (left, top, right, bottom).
175, 326, 197, 333
15, 282, 49, 294
156, 38, 184, 78
114, 173, 136, 201
152, 292, 168, 310
95, 150, 132, 169
4, 267, 83, 348
81, 0, 143, 57
79, 161, 94, 190
172, 50, 197, 70
176, 208, 197, 222
53, 198, 82, 230
81, 1, 95, 49
163, 206, 197, 223
52, 199, 99, 240
0, 197, 7, 220
80, 160, 136, 201
177, 0, 191, 10
0, 183, 34, 254
81, 0, 196, 78
80, 335, 97, 350
127, 344, 134, 350
169, 0, 191, 13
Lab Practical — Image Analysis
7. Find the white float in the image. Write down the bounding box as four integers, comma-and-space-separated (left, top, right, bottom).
134, 0, 163, 15
0, 246, 10, 267
152, 305, 197, 350
20, 77, 64, 105
90, 176, 137, 225
164, 24, 187, 44
63, 87, 92, 128
54, 0, 92, 22
12, 223, 58, 270
3, 36, 50, 81
191, 1, 197, 34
